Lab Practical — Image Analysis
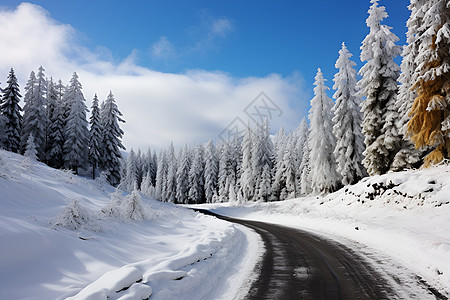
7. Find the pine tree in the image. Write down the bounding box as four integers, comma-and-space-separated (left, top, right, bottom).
391, 0, 425, 171
295, 118, 308, 194
1, 68, 22, 153
122, 148, 139, 191
251, 119, 274, 201
188, 144, 205, 204
47, 79, 65, 168
332, 43, 366, 185
155, 150, 168, 201
218, 141, 234, 202
24, 134, 37, 160
165, 143, 177, 203
238, 125, 254, 201
100, 91, 126, 186
21, 68, 48, 159
271, 126, 287, 200
407, 0, 450, 166
299, 129, 312, 196
359, 0, 402, 175
309, 68, 340, 194
88, 94, 102, 179
204, 140, 219, 203
63, 72, 89, 174
176, 145, 191, 203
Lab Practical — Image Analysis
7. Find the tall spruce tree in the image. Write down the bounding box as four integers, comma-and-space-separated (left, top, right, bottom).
407, 0, 450, 166
21, 67, 48, 159
101, 91, 126, 186
239, 125, 254, 201
188, 144, 205, 204
88, 94, 102, 179
63, 72, 89, 174
165, 142, 177, 203
295, 118, 308, 194
359, 0, 402, 175
391, 1, 425, 171
332, 43, 366, 185
308, 68, 340, 194
1, 68, 22, 153
204, 140, 219, 203
176, 145, 191, 203
47, 79, 65, 168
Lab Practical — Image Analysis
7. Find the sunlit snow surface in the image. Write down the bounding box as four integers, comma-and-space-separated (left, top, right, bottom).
194, 165, 450, 298
0, 150, 262, 300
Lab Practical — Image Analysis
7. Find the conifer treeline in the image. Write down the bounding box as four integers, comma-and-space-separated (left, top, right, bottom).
0, 67, 125, 186
121, 0, 449, 203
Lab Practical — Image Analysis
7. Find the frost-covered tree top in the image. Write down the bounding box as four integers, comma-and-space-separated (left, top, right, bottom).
308, 68, 340, 194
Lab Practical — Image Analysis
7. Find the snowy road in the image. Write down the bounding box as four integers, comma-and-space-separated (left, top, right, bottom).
195, 209, 445, 300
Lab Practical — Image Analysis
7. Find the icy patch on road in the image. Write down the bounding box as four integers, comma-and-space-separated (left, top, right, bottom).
293, 267, 309, 279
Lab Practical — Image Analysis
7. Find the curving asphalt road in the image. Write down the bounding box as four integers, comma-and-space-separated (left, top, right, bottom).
193, 209, 417, 300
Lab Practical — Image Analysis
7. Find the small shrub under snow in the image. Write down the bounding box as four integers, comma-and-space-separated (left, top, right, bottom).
53, 199, 92, 230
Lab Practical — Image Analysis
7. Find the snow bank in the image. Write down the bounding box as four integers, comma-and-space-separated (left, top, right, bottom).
195, 165, 450, 297
0, 150, 262, 299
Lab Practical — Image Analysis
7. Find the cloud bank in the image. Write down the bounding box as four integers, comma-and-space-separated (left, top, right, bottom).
0, 3, 308, 150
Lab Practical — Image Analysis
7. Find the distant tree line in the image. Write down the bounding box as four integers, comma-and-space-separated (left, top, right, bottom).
0, 67, 125, 186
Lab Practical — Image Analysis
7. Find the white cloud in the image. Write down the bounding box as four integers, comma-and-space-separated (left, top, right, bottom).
211, 18, 232, 37
150, 36, 176, 61
0, 3, 308, 151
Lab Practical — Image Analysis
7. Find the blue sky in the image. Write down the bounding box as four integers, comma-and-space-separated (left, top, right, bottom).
0, 1, 410, 150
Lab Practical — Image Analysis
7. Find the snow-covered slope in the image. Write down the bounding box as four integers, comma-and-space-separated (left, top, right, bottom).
197, 165, 450, 298
0, 150, 262, 300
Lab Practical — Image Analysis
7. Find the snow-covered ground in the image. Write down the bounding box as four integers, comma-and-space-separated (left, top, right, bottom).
0, 150, 262, 300
193, 165, 450, 298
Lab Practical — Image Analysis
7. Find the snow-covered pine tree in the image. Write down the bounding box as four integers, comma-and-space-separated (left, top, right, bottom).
238, 125, 254, 201
122, 148, 139, 191
188, 144, 205, 204
47, 80, 65, 168
176, 145, 191, 203
251, 119, 274, 201
63, 72, 89, 174
88, 94, 102, 179
24, 134, 37, 160
155, 150, 167, 201
391, 0, 425, 171
359, 0, 402, 175
271, 126, 287, 200
45, 78, 58, 160
100, 91, 126, 186
295, 118, 308, 194
1, 68, 22, 153
299, 128, 312, 196
122, 186, 146, 221
165, 143, 177, 203
135, 148, 144, 189
204, 140, 219, 203
332, 43, 366, 185
407, 0, 450, 166
309, 68, 340, 194
21, 67, 48, 159
218, 141, 233, 202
